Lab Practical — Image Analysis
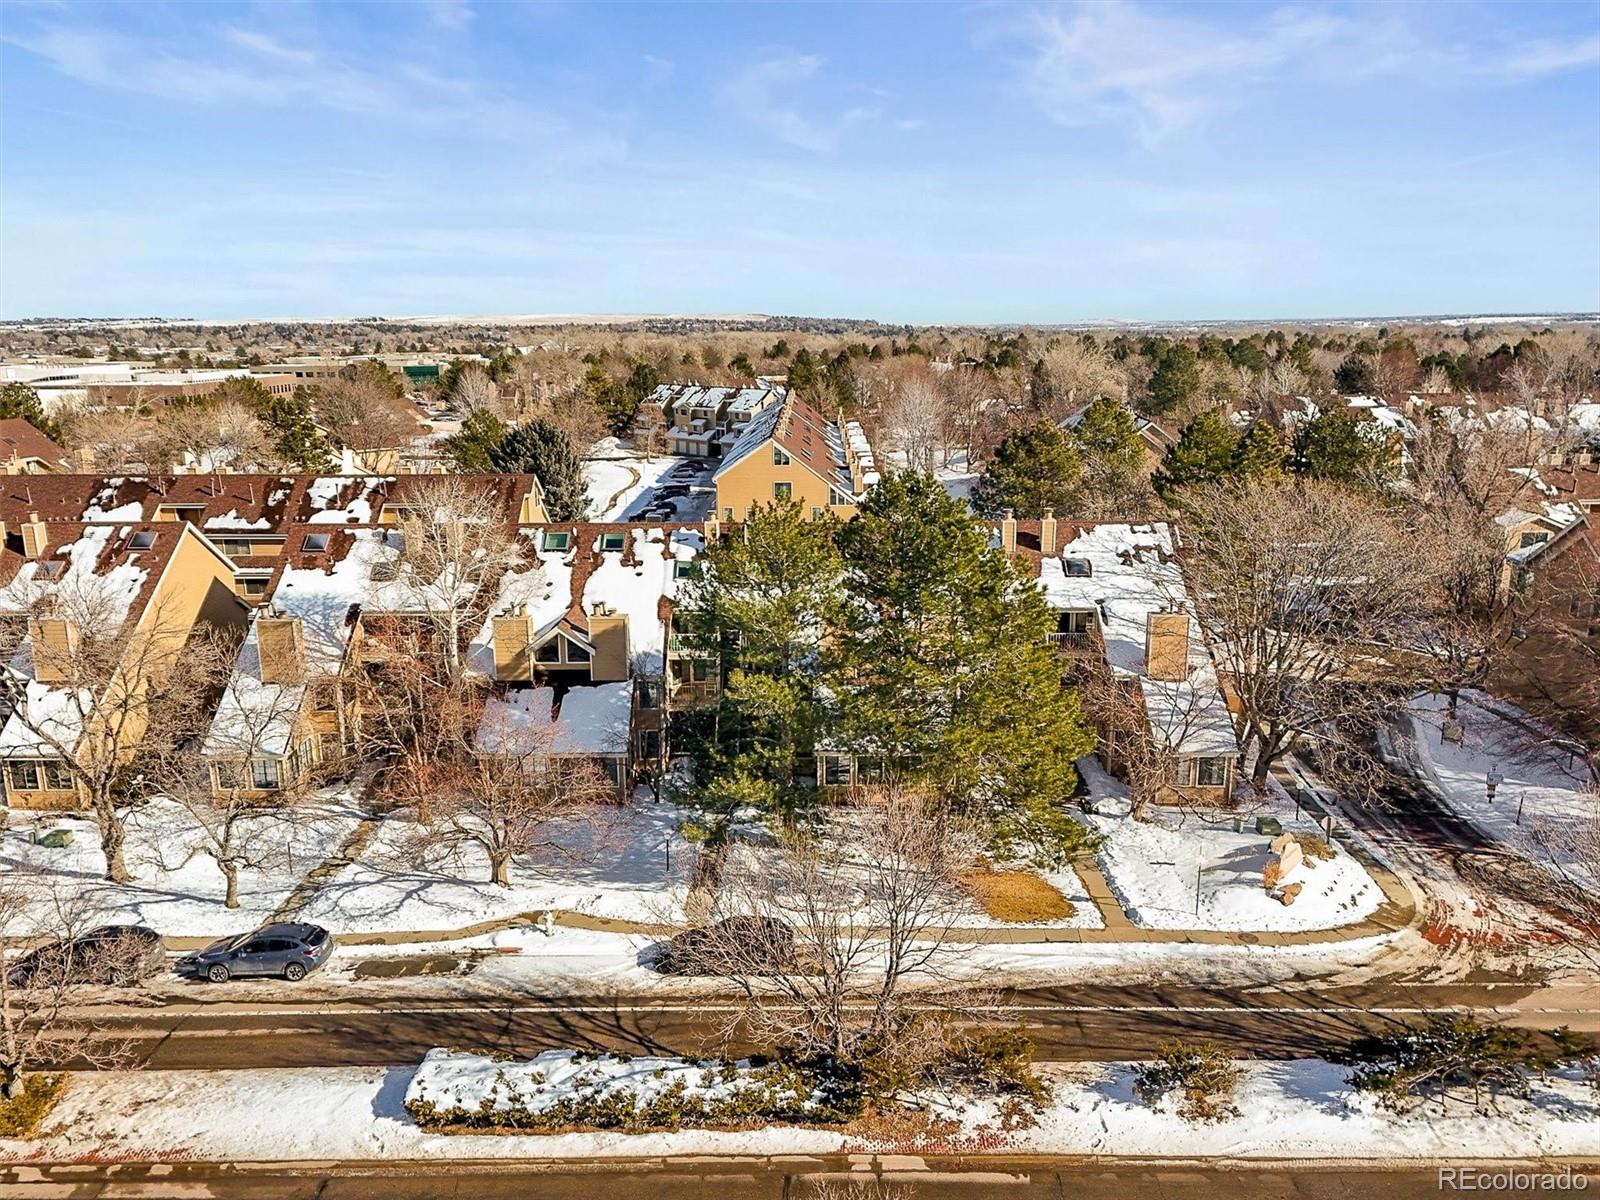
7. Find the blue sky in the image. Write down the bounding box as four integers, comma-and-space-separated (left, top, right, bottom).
2, 0, 1598, 323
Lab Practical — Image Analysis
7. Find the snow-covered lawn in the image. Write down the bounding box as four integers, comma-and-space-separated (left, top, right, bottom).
1403, 690, 1597, 888
582, 452, 714, 522
297, 797, 695, 933
1077, 757, 1385, 932
8, 1057, 1595, 1162
0, 795, 363, 937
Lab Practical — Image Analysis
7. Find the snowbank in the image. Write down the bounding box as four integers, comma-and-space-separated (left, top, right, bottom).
7, 1058, 1595, 1163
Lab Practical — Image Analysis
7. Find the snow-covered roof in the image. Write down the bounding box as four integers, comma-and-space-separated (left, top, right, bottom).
476, 681, 632, 757
1036, 523, 1238, 758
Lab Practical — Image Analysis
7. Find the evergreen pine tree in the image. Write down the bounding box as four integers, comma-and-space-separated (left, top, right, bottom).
1153, 411, 1240, 498
1072, 396, 1147, 494
446, 409, 506, 472
1333, 353, 1378, 394
681, 502, 842, 825
258, 387, 333, 470
1230, 420, 1285, 479
830, 473, 1096, 857
0, 383, 63, 442
489, 417, 589, 520
970, 421, 1081, 517
1294, 406, 1388, 483
1147, 343, 1201, 415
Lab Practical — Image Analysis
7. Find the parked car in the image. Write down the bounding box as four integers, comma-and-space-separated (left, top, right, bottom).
655, 915, 796, 976
5, 924, 166, 989
177, 922, 335, 983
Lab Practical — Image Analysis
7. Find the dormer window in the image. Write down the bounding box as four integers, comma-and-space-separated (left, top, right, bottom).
33, 561, 65, 581
542, 531, 570, 552
126, 531, 156, 550
301, 533, 329, 552
600, 532, 625, 551
673, 560, 698, 580
1064, 557, 1093, 578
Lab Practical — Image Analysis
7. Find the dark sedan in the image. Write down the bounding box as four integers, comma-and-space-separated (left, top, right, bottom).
177, 922, 335, 983
5, 924, 166, 989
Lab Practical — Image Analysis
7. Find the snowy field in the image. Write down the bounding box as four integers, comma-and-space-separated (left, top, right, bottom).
3, 792, 696, 939
1077, 757, 1385, 932
1403, 690, 1597, 888
298, 798, 695, 932
8, 1057, 1595, 1162
1, 795, 363, 937
582, 450, 715, 522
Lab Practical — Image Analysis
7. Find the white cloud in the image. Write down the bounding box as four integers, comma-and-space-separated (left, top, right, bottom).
723, 52, 836, 151
423, 0, 475, 31
993, 1, 1600, 147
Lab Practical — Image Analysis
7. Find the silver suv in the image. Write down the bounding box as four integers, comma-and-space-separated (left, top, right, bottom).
178, 922, 335, 983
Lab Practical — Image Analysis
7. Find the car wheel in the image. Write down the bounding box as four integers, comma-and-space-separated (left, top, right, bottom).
206, 964, 231, 983
284, 961, 307, 982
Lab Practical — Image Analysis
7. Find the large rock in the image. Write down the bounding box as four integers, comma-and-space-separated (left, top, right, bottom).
1278, 881, 1304, 906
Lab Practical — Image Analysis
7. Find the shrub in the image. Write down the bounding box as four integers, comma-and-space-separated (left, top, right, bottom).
0, 1074, 67, 1137
1349, 1017, 1594, 1113
1294, 834, 1336, 861
960, 862, 1075, 922
1133, 1041, 1241, 1122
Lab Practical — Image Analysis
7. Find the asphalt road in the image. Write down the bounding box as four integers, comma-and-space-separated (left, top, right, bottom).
7, 1158, 1597, 1199
43, 978, 1600, 1071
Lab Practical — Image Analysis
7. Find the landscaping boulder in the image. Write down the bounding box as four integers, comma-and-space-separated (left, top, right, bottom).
1278, 882, 1304, 906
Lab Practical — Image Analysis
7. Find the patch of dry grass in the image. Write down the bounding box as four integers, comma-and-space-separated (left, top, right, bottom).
960, 863, 1075, 922
0, 1074, 67, 1138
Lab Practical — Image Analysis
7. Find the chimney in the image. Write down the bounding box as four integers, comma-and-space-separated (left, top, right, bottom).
491, 613, 533, 681
28, 615, 78, 684
20, 512, 47, 559
1145, 610, 1190, 682
74, 446, 97, 471
703, 512, 721, 543
256, 615, 305, 685
1001, 508, 1017, 554
519, 480, 547, 524
1040, 507, 1058, 557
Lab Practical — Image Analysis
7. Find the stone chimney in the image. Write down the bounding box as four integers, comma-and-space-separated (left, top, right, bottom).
1040, 507, 1058, 557
28, 615, 78, 684
1001, 508, 1017, 554
256, 615, 305, 685
1145, 610, 1190, 682
20, 513, 47, 559
491, 613, 533, 681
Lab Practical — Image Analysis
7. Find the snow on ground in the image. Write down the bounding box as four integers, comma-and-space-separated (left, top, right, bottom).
0, 795, 363, 937
1404, 690, 1597, 888
582, 452, 714, 522
1076, 756, 1384, 932
296, 794, 695, 933
8, 1058, 1595, 1163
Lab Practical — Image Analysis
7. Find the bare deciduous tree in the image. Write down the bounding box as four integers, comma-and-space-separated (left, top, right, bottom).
1178, 478, 1428, 785
688, 788, 978, 1066
879, 373, 945, 474
0, 866, 139, 1099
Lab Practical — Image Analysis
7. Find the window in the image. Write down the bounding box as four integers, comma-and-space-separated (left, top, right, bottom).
565, 640, 591, 664
213, 761, 244, 790
1064, 558, 1093, 578
1518, 531, 1549, 549
673, 560, 698, 580
600, 532, 625, 551
7, 761, 38, 791
599, 756, 626, 786
822, 753, 852, 787
535, 639, 561, 663
542, 531, 570, 552
1193, 757, 1228, 787
772, 446, 790, 466
637, 729, 661, 759
637, 680, 664, 709
691, 659, 715, 682
811, 507, 824, 520
772, 482, 793, 502
249, 758, 281, 790
126, 531, 156, 550
828, 487, 850, 507
33, 561, 65, 581
218, 539, 256, 557
723, 507, 734, 523
301, 533, 329, 552
242, 577, 269, 597
43, 761, 72, 790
